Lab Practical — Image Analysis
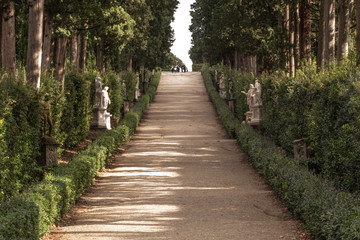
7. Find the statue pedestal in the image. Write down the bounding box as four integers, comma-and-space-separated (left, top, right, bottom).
245, 105, 263, 126
91, 106, 111, 130
38, 136, 59, 166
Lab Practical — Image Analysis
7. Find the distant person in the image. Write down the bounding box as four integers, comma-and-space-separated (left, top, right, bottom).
171, 65, 175, 73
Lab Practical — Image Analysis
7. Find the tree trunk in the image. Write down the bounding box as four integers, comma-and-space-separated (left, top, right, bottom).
338, 0, 354, 61
356, 0, 360, 65
96, 38, 105, 74
70, 32, 78, 67
295, 2, 300, 68
317, 0, 326, 71
41, 12, 53, 72
289, 4, 296, 77
300, 0, 312, 64
0, 8, 2, 68
55, 36, 67, 90
26, 0, 44, 90
1, 0, 16, 76
79, 31, 88, 73
327, 0, 336, 63
285, 5, 290, 74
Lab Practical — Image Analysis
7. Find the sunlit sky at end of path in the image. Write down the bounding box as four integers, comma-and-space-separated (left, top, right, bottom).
171, 0, 196, 72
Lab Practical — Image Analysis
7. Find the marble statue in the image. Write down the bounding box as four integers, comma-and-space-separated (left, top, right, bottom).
242, 80, 263, 125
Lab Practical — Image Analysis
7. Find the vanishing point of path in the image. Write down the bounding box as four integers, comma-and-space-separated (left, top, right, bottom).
47, 72, 304, 240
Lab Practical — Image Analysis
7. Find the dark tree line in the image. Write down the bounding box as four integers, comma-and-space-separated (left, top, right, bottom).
1, 0, 179, 89
190, 0, 360, 74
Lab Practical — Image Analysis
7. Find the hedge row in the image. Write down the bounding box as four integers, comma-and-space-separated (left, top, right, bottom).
208, 63, 360, 192
0, 69, 142, 203
202, 64, 360, 240
0, 72, 161, 240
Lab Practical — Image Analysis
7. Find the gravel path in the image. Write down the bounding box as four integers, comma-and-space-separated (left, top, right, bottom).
46, 72, 305, 240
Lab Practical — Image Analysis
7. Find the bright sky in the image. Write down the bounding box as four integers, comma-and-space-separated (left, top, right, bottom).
171, 0, 196, 72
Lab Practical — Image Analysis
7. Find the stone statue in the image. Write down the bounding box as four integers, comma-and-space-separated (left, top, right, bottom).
102, 86, 111, 109
42, 93, 53, 136
242, 81, 263, 125
254, 79, 262, 106
91, 78, 112, 129
242, 84, 255, 111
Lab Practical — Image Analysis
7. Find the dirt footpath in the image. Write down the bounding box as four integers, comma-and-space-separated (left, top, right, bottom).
46, 72, 306, 240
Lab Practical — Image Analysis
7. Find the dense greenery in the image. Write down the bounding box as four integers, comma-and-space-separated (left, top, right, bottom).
0, 68, 153, 203
0, 72, 43, 204
0, 72, 160, 240
202, 64, 360, 240
207, 63, 360, 193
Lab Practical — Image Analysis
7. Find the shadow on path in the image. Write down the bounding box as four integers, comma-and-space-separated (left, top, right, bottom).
47, 72, 303, 240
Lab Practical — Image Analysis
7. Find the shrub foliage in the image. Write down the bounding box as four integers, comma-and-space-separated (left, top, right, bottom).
202, 64, 360, 240
0, 71, 161, 239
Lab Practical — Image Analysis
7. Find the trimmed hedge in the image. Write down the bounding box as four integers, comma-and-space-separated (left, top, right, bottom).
202, 64, 360, 240
208, 63, 360, 192
0, 72, 161, 240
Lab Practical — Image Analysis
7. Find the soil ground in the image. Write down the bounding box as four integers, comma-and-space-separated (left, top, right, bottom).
45, 72, 310, 240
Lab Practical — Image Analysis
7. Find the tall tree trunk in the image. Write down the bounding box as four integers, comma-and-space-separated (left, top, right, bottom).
317, 0, 326, 71
96, 38, 105, 74
295, 2, 300, 68
70, 32, 78, 67
338, 0, 354, 61
356, 0, 360, 65
41, 12, 53, 72
289, 4, 296, 77
285, 5, 290, 74
1, 0, 16, 76
55, 36, 67, 90
0, 9, 2, 68
300, 0, 312, 64
79, 31, 88, 73
26, 0, 44, 90
327, 0, 336, 63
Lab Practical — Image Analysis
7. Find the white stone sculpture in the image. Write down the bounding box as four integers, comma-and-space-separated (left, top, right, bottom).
242, 80, 263, 125
91, 78, 112, 129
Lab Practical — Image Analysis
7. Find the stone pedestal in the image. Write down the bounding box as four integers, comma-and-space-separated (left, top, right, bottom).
91, 107, 107, 129
245, 105, 263, 126
91, 107, 112, 130
249, 105, 263, 125
38, 136, 59, 166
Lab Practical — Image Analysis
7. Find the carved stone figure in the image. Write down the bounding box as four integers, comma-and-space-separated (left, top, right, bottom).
91, 78, 112, 129
102, 86, 111, 108
242, 81, 263, 125
254, 79, 262, 106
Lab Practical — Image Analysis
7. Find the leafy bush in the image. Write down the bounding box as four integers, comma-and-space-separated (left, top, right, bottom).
192, 64, 203, 72
202, 64, 360, 240
0, 71, 161, 239
0, 73, 43, 203
60, 71, 93, 147
122, 71, 137, 102
209, 63, 360, 192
